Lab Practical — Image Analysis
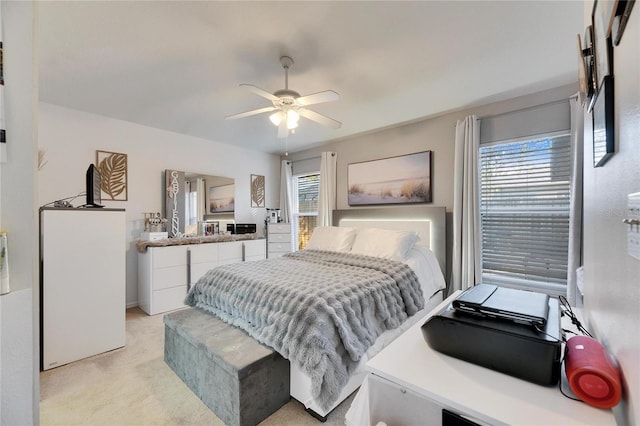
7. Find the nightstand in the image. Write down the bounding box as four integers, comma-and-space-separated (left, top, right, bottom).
267, 222, 293, 258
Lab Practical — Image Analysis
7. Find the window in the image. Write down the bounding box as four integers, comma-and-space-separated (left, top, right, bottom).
479, 133, 571, 296
293, 173, 319, 250
185, 181, 198, 226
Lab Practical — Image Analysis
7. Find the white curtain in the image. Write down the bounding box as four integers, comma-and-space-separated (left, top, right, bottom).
318, 152, 337, 227
566, 95, 584, 306
451, 115, 481, 293
279, 160, 294, 224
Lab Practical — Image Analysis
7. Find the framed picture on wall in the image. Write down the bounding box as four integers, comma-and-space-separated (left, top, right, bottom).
612, 0, 636, 46
592, 75, 614, 167
347, 151, 432, 206
591, 0, 614, 90
250, 174, 265, 208
96, 150, 128, 201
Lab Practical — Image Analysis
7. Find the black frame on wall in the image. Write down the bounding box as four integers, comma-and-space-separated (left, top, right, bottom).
592, 75, 615, 167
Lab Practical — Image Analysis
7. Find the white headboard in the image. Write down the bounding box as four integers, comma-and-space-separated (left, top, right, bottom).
333, 206, 446, 275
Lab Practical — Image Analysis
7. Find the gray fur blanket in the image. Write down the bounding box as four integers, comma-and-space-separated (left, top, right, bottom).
184, 249, 424, 410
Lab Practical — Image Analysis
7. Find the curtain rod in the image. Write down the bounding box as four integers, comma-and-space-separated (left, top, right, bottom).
286, 152, 335, 163
478, 96, 575, 121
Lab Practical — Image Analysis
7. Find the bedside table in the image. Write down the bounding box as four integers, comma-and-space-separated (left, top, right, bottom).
267, 222, 293, 258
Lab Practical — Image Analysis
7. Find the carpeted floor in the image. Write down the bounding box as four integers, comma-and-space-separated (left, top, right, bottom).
39, 307, 355, 426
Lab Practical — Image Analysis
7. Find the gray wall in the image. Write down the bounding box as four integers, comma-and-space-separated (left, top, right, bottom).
286, 83, 577, 284
582, 1, 640, 423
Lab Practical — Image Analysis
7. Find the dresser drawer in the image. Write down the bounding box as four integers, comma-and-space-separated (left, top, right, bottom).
267, 251, 287, 259
218, 241, 243, 262
151, 245, 188, 268
152, 265, 188, 291
244, 239, 266, 258
152, 286, 187, 314
189, 243, 218, 264
190, 261, 217, 284
269, 242, 292, 253
269, 223, 292, 234
269, 233, 291, 243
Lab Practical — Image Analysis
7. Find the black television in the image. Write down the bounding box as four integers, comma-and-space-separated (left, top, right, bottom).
86, 164, 103, 207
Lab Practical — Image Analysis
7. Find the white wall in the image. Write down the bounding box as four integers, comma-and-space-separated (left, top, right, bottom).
38, 103, 281, 307
582, 2, 640, 424
0, 1, 38, 424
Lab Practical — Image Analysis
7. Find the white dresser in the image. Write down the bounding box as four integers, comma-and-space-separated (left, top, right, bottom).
267, 222, 293, 258
138, 239, 266, 315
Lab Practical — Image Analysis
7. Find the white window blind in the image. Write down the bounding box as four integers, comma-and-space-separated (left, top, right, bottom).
293, 173, 319, 250
479, 133, 571, 295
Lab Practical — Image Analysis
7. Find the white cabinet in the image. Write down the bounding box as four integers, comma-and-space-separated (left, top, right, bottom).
355, 374, 443, 425
138, 239, 266, 315
40, 208, 126, 370
267, 223, 293, 258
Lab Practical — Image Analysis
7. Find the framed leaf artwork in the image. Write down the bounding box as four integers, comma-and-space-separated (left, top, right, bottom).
96, 150, 128, 201
251, 174, 265, 207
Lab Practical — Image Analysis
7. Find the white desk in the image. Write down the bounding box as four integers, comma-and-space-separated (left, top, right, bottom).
359, 292, 616, 425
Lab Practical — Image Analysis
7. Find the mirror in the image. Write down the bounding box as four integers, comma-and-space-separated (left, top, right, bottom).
164, 169, 235, 237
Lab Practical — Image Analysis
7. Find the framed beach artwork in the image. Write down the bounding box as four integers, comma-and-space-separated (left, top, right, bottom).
208, 183, 235, 213
348, 151, 432, 206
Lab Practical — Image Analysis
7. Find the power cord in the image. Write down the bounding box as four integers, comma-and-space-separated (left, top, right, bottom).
42, 192, 86, 209
559, 295, 592, 338
556, 295, 593, 402
558, 343, 584, 401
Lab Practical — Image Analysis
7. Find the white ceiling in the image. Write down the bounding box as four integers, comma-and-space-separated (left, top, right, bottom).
37, 1, 583, 155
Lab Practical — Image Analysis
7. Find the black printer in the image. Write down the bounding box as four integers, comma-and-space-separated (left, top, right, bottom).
421, 297, 562, 386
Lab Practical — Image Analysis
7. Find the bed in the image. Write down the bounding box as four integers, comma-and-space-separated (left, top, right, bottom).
185, 206, 447, 419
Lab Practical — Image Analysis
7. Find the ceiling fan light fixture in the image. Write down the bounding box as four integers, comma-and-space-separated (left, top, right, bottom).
286, 110, 299, 129
269, 109, 299, 130
226, 55, 341, 139
269, 111, 284, 126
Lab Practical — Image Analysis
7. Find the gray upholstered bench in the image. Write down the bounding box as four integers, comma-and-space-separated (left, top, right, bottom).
164, 308, 290, 426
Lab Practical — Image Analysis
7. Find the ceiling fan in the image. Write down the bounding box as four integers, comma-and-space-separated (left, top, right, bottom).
225, 56, 341, 138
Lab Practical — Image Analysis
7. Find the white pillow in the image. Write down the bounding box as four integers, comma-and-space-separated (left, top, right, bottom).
305, 226, 357, 252
350, 228, 419, 261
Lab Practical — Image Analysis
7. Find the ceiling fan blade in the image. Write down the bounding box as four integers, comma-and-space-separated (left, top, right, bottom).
277, 120, 289, 138
240, 84, 280, 102
295, 90, 340, 107
225, 106, 276, 120
299, 108, 342, 129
